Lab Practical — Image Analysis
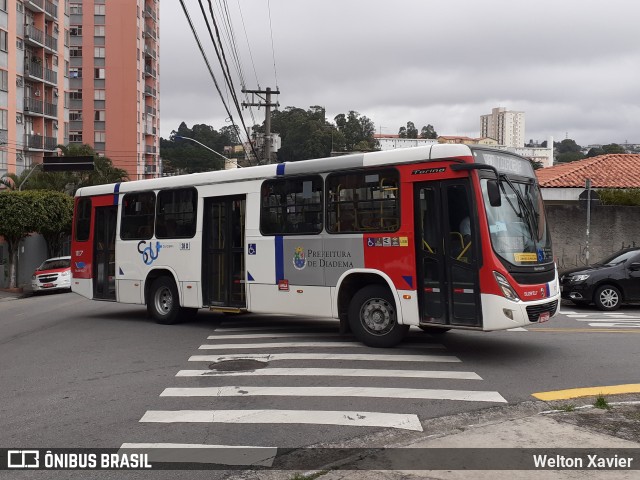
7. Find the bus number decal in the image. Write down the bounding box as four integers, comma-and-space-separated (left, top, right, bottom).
180, 242, 191, 251
137, 240, 162, 265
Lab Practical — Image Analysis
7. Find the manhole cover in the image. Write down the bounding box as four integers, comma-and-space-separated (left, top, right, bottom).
208, 359, 268, 372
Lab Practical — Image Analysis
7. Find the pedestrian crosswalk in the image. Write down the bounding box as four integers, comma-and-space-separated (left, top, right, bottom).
122, 325, 506, 466
561, 310, 640, 328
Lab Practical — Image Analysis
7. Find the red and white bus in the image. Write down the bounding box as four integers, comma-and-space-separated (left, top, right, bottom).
71, 144, 559, 347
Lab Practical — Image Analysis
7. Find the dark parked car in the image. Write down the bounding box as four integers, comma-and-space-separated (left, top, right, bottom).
560, 248, 640, 310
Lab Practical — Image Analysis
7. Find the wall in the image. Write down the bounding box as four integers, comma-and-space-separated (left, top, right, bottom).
547, 204, 640, 272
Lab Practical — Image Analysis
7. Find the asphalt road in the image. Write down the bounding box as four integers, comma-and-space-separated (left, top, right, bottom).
2, 292, 640, 476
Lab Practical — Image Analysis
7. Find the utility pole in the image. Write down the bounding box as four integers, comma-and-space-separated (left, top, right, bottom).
242, 87, 280, 164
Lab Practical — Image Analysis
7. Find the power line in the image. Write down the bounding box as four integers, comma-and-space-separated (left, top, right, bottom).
178, 0, 255, 166
266, 0, 279, 92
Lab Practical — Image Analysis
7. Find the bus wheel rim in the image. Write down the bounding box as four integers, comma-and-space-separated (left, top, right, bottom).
360, 298, 394, 335
155, 286, 173, 314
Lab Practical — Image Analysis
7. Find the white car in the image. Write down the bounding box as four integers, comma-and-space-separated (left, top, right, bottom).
31, 256, 72, 294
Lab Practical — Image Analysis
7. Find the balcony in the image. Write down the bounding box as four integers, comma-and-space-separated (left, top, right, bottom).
144, 85, 157, 97
25, 0, 45, 13
144, 5, 157, 21
144, 65, 156, 78
44, 101, 58, 118
143, 27, 157, 40
145, 105, 156, 116
44, 67, 58, 85
24, 61, 44, 81
44, 0, 58, 18
44, 136, 58, 151
25, 24, 45, 47
24, 133, 43, 150
45, 33, 58, 51
144, 46, 156, 58
145, 145, 157, 154
24, 97, 44, 115
144, 164, 157, 174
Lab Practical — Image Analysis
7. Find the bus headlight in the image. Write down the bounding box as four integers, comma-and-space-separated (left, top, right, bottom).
494, 272, 520, 301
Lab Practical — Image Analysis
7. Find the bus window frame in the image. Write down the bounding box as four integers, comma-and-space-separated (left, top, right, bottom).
259, 175, 324, 236
120, 191, 156, 240
155, 187, 198, 239
326, 167, 401, 234
74, 197, 92, 242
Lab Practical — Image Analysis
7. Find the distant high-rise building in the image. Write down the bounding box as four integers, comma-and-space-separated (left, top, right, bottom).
1, 0, 68, 178
69, 0, 160, 179
480, 107, 525, 148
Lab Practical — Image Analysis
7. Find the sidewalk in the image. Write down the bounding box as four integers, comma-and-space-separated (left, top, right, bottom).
242, 396, 640, 480
0, 285, 32, 302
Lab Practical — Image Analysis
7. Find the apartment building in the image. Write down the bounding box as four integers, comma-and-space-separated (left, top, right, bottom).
480, 107, 525, 148
0, 0, 68, 179
68, 0, 159, 180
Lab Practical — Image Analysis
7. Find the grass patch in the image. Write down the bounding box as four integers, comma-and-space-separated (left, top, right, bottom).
594, 395, 611, 410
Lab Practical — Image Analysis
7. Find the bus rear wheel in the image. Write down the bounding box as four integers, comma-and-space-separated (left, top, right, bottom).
348, 285, 408, 348
148, 276, 181, 325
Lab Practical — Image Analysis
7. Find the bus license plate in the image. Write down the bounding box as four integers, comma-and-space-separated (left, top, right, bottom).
539, 312, 550, 323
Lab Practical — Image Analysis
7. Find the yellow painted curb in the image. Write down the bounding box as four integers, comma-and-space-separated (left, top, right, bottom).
532, 384, 640, 401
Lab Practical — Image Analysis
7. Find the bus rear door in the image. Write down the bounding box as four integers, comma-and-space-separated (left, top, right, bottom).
414, 180, 482, 328
202, 195, 246, 310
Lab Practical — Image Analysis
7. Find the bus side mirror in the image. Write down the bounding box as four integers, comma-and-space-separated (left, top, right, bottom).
487, 180, 501, 207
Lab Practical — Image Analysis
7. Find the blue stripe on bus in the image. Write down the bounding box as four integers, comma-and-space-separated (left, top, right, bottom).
276, 163, 285, 176
275, 236, 284, 281
113, 183, 121, 205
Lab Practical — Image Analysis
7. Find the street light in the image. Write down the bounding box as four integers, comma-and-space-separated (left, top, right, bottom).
173, 135, 240, 169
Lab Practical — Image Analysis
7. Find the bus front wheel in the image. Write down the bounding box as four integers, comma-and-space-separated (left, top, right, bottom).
348, 285, 409, 348
148, 276, 181, 325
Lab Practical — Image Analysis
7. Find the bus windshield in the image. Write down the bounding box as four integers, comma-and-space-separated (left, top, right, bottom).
481, 178, 553, 267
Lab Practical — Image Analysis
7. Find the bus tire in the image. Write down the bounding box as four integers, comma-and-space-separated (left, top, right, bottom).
148, 276, 181, 325
418, 326, 451, 334
348, 285, 408, 348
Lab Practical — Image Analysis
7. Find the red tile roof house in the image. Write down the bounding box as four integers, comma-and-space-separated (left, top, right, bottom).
535, 154, 640, 269
536, 154, 640, 203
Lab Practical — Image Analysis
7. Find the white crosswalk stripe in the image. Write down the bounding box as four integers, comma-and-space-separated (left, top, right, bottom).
125, 324, 505, 465
176, 368, 482, 380
189, 352, 461, 363
139, 409, 423, 431
160, 386, 506, 403
198, 341, 445, 350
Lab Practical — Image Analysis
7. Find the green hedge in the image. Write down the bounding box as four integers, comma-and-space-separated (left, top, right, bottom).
597, 189, 640, 206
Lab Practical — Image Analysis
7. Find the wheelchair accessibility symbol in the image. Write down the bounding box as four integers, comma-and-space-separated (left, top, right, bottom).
248, 243, 257, 255
367, 238, 375, 247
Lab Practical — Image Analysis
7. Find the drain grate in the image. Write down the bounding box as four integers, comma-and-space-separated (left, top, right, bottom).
208, 359, 268, 372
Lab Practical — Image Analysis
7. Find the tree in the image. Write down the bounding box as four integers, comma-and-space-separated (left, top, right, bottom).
0, 191, 49, 288
586, 147, 604, 158
36, 191, 74, 258
420, 124, 438, 139
529, 159, 544, 170
406, 121, 418, 139
334, 111, 377, 152
602, 143, 626, 154
160, 122, 232, 174
398, 126, 407, 138
554, 139, 584, 163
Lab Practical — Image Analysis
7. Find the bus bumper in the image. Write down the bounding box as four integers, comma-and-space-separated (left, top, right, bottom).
481, 292, 561, 330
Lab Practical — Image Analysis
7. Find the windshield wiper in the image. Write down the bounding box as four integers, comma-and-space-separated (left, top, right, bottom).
499, 175, 538, 246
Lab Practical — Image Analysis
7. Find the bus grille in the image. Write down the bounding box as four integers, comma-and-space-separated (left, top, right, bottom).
526, 300, 558, 322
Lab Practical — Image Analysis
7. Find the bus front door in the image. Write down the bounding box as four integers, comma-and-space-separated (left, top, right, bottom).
203, 196, 246, 309
93, 205, 117, 300
414, 180, 482, 328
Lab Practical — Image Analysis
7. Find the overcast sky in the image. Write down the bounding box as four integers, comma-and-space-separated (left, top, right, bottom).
159, 0, 640, 147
